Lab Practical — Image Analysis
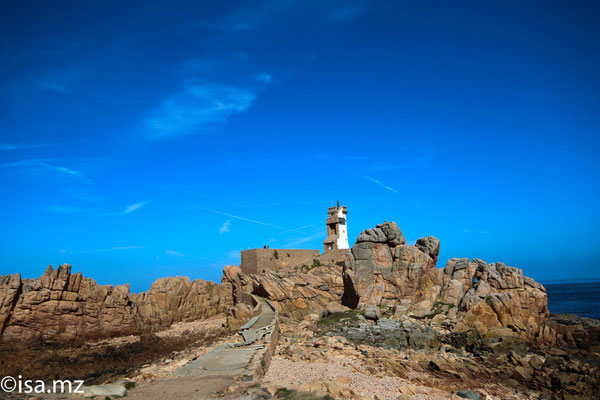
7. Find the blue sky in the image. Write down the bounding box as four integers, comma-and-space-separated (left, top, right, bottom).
1, 1, 599, 291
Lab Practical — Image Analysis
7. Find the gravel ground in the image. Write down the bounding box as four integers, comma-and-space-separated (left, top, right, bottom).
264, 355, 450, 400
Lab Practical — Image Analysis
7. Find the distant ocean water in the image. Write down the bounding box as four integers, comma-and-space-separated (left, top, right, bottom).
543, 281, 600, 320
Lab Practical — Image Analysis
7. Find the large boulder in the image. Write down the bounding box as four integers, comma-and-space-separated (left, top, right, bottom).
444, 258, 549, 342
343, 224, 441, 309
415, 236, 441, 265
364, 305, 380, 320
356, 221, 406, 245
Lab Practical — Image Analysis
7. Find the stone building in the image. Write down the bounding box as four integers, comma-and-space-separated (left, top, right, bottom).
239, 203, 350, 274
323, 202, 349, 253
240, 248, 320, 274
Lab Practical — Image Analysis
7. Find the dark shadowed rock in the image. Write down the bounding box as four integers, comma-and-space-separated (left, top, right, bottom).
549, 313, 600, 329
456, 389, 481, 400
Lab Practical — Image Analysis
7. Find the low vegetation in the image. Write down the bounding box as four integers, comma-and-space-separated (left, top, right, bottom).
296, 259, 323, 273
275, 388, 334, 400
316, 309, 362, 331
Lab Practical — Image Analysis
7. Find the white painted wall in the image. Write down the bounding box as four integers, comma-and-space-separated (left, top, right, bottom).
336, 207, 349, 249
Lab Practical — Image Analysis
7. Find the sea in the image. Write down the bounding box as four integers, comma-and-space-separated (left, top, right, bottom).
543, 281, 600, 320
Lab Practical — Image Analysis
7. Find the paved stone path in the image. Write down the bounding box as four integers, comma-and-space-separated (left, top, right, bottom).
124, 296, 278, 399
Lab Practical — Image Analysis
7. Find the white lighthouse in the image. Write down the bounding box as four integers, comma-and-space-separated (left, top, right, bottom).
323, 202, 349, 253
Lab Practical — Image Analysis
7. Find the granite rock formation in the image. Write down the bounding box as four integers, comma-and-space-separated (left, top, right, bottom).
343, 222, 550, 344
343, 221, 440, 310
0, 264, 230, 345
223, 262, 344, 321
0, 220, 553, 348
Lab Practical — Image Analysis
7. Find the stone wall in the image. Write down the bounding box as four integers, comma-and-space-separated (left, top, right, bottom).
240, 249, 320, 274
316, 249, 348, 266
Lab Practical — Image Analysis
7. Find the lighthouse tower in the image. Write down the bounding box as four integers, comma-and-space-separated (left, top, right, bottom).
323, 202, 349, 253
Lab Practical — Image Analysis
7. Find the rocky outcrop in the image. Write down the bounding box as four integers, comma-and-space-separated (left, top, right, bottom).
343, 222, 441, 309
442, 258, 550, 343
343, 222, 550, 344
548, 313, 600, 350
133, 276, 231, 333
223, 262, 344, 321
331, 317, 441, 351
0, 264, 231, 346
276, 310, 600, 400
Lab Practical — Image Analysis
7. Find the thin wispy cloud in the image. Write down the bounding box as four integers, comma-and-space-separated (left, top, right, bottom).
227, 250, 241, 262
165, 249, 184, 257
144, 183, 250, 208
60, 245, 143, 255
201, 208, 281, 229
46, 202, 152, 217
194, 0, 365, 32
123, 200, 151, 215
193, 0, 295, 31
253, 73, 272, 83
145, 83, 258, 139
219, 220, 232, 234
328, 1, 372, 22
0, 144, 22, 151
45, 205, 100, 214
0, 159, 92, 183
283, 231, 324, 247
282, 224, 315, 233
0, 143, 51, 151
38, 162, 91, 182
315, 153, 370, 161
33, 38, 80, 57
363, 175, 399, 194
42, 80, 72, 93
462, 228, 489, 235
178, 58, 228, 74
38, 65, 88, 94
